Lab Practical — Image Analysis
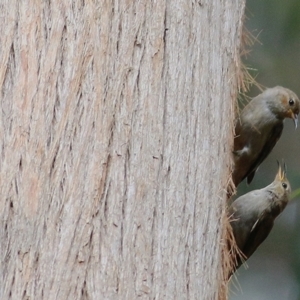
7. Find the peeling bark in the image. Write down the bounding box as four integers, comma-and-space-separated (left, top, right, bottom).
0, 0, 245, 299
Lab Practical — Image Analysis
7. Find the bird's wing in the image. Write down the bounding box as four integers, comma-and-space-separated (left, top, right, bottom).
246, 122, 283, 184
241, 213, 274, 259
246, 169, 256, 185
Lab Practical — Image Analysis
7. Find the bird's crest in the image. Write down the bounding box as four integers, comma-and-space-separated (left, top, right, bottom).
275, 160, 287, 181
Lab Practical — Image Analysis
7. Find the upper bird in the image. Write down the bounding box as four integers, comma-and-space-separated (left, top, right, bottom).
232, 86, 299, 186
229, 163, 291, 271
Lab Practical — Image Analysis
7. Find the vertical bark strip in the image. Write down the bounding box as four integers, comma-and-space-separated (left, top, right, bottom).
0, 0, 245, 299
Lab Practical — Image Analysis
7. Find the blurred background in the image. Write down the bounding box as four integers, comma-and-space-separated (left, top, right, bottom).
230, 1, 300, 299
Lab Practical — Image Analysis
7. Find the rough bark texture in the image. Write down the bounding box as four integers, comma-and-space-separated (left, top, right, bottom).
0, 0, 245, 299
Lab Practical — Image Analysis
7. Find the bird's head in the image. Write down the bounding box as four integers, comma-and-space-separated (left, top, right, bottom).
275, 87, 299, 129
273, 162, 291, 200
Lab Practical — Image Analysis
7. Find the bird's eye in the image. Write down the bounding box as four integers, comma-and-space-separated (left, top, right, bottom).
282, 182, 288, 189
289, 99, 295, 106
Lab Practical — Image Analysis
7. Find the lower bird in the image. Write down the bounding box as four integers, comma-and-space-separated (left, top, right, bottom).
229, 163, 291, 272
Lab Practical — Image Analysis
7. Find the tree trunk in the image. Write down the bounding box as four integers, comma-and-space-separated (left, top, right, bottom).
0, 1, 245, 299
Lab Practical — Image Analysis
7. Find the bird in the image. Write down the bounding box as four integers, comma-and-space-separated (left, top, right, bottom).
232, 86, 299, 187
229, 163, 291, 271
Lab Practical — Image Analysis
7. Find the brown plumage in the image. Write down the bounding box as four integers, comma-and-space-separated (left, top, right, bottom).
229, 163, 291, 272
233, 86, 299, 186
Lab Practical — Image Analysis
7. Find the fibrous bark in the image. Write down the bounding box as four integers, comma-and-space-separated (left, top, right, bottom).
0, 1, 245, 299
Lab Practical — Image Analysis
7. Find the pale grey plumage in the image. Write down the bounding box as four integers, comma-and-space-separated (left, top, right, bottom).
233, 86, 299, 186
229, 164, 291, 271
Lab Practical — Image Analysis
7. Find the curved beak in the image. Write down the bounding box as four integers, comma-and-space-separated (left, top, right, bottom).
292, 113, 298, 129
